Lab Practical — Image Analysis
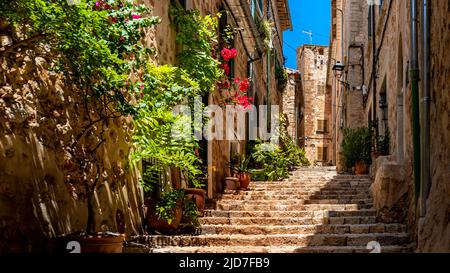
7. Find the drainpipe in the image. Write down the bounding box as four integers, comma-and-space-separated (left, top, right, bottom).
420, 0, 431, 216
410, 0, 421, 204
335, 7, 345, 124
371, 4, 377, 135
266, 47, 271, 129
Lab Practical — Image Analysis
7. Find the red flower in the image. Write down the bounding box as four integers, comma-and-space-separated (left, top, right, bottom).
234, 95, 253, 110
230, 48, 237, 58
110, 17, 117, 24
139, 84, 145, 89
140, 93, 144, 98
132, 14, 141, 20
239, 79, 250, 91
221, 63, 230, 75
103, 4, 111, 10
221, 48, 237, 61
233, 78, 241, 84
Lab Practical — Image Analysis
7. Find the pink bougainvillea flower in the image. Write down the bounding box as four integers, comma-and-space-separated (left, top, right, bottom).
140, 93, 145, 98
239, 78, 250, 91
221, 48, 230, 60
221, 48, 232, 61
110, 17, 117, 24
233, 78, 241, 84
103, 4, 111, 10
95, 1, 101, 7
230, 48, 237, 58
131, 14, 141, 20
221, 48, 238, 61
139, 84, 145, 89
234, 95, 253, 110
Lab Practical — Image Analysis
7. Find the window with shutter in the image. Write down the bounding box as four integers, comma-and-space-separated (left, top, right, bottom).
316, 119, 328, 134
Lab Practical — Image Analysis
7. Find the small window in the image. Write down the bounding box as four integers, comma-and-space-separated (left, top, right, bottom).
317, 147, 328, 162
316, 119, 328, 134
318, 48, 324, 55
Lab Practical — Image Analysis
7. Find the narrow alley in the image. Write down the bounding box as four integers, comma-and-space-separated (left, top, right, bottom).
0, 0, 448, 257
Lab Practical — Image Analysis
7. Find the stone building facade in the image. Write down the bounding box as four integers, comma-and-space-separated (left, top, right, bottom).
148, 0, 291, 198
297, 45, 332, 165
327, 0, 367, 170
328, 0, 450, 252
281, 68, 301, 144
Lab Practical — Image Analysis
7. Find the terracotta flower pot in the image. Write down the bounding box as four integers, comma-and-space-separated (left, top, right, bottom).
77, 235, 125, 253
55, 234, 125, 253
185, 188, 206, 214
223, 177, 239, 191
146, 200, 183, 231
371, 152, 383, 160
237, 172, 251, 190
355, 161, 369, 175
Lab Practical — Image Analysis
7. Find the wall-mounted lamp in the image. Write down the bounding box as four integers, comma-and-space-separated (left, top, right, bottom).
332, 61, 345, 77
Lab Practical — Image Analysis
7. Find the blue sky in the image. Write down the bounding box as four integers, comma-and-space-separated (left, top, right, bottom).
283, 0, 331, 69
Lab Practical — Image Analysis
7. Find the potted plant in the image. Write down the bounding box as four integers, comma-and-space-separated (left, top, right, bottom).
184, 171, 207, 215
342, 127, 371, 175
146, 189, 185, 232
372, 129, 390, 159
231, 154, 252, 190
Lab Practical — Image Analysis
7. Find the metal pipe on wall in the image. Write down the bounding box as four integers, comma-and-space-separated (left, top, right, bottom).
420, 0, 431, 216
410, 0, 421, 205
371, 4, 377, 134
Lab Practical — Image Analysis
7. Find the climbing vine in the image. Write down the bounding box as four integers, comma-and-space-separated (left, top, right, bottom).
0, 0, 160, 234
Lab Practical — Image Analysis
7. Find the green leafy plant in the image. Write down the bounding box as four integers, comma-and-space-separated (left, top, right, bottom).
170, 6, 223, 94
182, 198, 200, 228
231, 154, 251, 174
342, 127, 372, 169
155, 189, 185, 225
279, 115, 310, 167
252, 141, 290, 181
256, 18, 272, 50
276, 65, 289, 90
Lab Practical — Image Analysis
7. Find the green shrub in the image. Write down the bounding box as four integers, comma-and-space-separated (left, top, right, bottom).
342, 127, 372, 169
252, 142, 290, 181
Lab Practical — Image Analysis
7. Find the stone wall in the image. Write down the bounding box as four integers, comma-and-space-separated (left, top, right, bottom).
282, 69, 301, 143
0, 42, 143, 252
298, 46, 332, 165
361, 0, 449, 252
417, 0, 450, 252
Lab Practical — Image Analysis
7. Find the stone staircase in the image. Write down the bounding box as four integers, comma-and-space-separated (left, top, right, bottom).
127, 167, 412, 253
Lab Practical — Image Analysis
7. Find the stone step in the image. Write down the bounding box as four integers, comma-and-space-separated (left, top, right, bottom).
289, 176, 370, 180
252, 180, 372, 185
133, 233, 410, 247
133, 245, 411, 253
216, 199, 373, 206
225, 189, 372, 195
249, 186, 372, 191
219, 194, 372, 201
200, 216, 378, 226
201, 224, 406, 235
216, 203, 373, 211
203, 209, 377, 218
